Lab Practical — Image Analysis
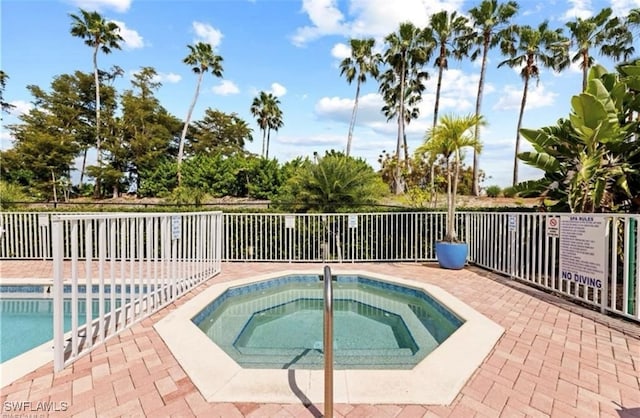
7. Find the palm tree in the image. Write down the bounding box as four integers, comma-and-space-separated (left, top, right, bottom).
498, 22, 569, 186
466, 0, 519, 195
566, 7, 634, 92
417, 114, 484, 242
69, 8, 123, 196
379, 22, 433, 194
339, 38, 382, 156
429, 10, 470, 129
177, 42, 223, 186
250, 91, 283, 159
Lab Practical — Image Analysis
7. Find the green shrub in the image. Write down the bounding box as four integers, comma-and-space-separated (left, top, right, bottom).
503, 186, 517, 198
0, 181, 31, 208
485, 185, 501, 198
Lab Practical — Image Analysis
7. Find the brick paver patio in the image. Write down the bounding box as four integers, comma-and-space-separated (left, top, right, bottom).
1, 261, 638, 417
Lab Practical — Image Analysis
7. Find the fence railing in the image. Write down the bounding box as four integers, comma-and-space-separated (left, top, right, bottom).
466, 212, 639, 322
51, 212, 223, 371
2, 211, 638, 326
224, 212, 446, 262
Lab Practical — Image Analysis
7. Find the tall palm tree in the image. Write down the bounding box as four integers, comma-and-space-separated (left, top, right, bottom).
466, 0, 519, 195
339, 38, 382, 156
250, 91, 283, 159
379, 22, 433, 194
417, 114, 484, 242
429, 10, 470, 129
177, 42, 223, 186
498, 22, 569, 186
566, 7, 634, 92
69, 8, 123, 196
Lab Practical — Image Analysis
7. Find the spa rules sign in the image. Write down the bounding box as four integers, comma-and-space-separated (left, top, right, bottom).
559, 216, 607, 289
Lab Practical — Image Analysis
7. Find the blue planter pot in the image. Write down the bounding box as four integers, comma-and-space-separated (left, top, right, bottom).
435, 241, 468, 270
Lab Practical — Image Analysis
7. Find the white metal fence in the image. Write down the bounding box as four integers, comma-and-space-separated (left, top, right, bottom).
1, 211, 638, 331
465, 212, 640, 323
223, 212, 446, 262
50, 212, 223, 371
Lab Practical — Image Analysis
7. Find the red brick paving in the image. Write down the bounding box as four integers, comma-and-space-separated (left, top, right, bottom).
1, 261, 639, 417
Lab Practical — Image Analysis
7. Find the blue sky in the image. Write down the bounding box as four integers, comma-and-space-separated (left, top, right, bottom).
1, 0, 638, 188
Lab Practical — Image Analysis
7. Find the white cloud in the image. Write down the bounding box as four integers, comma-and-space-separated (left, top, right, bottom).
69, 0, 131, 13
291, 0, 347, 46
493, 83, 558, 111
192, 22, 223, 48
292, 0, 465, 46
315, 93, 384, 125
0, 129, 15, 150
269, 82, 287, 97
610, 0, 640, 17
8, 100, 32, 116
331, 43, 351, 60
111, 20, 144, 49
154, 72, 182, 84
212, 80, 240, 95
561, 0, 593, 20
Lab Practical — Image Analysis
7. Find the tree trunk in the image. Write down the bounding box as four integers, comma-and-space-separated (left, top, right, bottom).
93, 45, 102, 198
513, 70, 531, 186
581, 49, 589, 92
471, 34, 490, 196
266, 127, 271, 159
79, 147, 88, 189
261, 123, 267, 157
51, 169, 58, 204
346, 79, 361, 157
433, 47, 445, 128
177, 71, 204, 187
394, 61, 406, 195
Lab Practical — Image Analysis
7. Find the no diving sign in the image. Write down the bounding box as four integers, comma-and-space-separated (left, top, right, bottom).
547, 217, 560, 237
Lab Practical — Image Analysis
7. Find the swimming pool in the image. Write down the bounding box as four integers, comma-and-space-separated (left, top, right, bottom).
156, 269, 504, 404
192, 274, 463, 369
0, 297, 122, 363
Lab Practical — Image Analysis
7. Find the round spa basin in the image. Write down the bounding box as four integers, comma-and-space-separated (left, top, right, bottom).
192, 274, 463, 369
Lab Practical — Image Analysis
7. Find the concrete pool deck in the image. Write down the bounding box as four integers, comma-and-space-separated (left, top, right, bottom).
1, 261, 639, 417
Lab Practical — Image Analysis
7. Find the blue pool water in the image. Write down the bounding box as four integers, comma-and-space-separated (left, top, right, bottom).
0, 298, 121, 363
194, 274, 464, 369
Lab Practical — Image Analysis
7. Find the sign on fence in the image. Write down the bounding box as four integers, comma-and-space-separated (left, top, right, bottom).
348, 214, 358, 229
171, 216, 181, 240
285, 215, 295, 229
547, 217, 560, 238
559, 216, 607, 289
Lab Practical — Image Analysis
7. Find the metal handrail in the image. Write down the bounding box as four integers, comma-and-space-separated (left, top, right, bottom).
323, 265, 333, 418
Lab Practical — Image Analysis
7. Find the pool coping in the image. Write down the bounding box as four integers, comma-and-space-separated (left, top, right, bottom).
154, 269, 505, 405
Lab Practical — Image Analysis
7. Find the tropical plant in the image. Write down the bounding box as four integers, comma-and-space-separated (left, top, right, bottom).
0, 181, 31, 208
517, 63, 639, 212
69, 8, 123, 197
275, 151, 387, 212
250, 91, 283, 159
565, 7, 634, 92
498, 21, 569, 186
418, 114, 484, 241
379, 22, 434, 194
485, 185, 502, 197
339, 38, 381, 156
466, 0, 519, 195
177, 42, 224, 186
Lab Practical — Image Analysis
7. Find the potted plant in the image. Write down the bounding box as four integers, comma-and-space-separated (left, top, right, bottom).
417, 114, 485, 269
